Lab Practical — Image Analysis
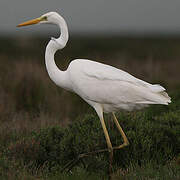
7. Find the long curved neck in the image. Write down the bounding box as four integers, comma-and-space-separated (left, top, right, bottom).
45, 15, 71, 91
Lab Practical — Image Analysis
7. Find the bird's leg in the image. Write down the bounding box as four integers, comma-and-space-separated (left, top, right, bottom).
61, 116, 113, 173
72, 116, 114, 177
99, 116, 113, 153
112, 113, 129, 150
61, 113, 128, 174
99, 116, 113, 180
76, 116, 113, 155
62, 114, 114, 177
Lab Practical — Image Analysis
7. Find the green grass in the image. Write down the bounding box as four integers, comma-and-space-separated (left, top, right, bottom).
1, 96, 180, 179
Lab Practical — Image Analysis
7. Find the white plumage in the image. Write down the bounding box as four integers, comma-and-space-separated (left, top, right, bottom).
17, 12, 171, 162
67, 59, 171, 113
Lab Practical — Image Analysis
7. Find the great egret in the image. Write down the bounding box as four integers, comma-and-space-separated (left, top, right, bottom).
17, 11, 171, 174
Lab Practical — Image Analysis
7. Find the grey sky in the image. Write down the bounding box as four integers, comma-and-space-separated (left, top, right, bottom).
1, 0, 180, 35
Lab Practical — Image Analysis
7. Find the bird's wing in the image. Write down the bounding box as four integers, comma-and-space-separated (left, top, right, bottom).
83, 61, 165, 91
68, 59, 169, 105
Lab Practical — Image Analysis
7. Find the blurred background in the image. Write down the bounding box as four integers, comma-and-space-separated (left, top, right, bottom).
0, 1, 180, 179
1, 0, 180, 123
2, 0, 180, 35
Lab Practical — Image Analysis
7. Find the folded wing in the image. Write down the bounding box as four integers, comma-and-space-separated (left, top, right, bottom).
68, 59, 171, 107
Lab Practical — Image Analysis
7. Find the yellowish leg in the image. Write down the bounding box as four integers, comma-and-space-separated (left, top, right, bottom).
112, 113, 129, 150
61, 115, 114, 173
99, 116, 113, 152
99, 116, 113, 180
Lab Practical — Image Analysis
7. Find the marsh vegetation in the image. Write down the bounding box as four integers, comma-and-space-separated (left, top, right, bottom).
0, 36, 180, 179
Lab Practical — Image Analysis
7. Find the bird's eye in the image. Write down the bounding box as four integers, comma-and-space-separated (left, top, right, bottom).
41, 16, 47, 21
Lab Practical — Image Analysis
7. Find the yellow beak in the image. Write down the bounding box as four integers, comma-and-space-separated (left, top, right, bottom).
17, 17, 42, 27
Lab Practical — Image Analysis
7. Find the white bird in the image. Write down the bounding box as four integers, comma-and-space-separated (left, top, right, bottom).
17, 12, 171, 163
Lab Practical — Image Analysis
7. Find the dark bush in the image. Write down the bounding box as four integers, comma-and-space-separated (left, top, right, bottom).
6, 109, 180, 173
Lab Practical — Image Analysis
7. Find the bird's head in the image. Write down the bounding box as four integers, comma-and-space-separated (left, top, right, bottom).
17, 11, 69, 50
17, 12, 60, 27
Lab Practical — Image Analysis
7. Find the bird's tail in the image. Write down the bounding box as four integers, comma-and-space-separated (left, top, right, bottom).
150, 84, 171, 105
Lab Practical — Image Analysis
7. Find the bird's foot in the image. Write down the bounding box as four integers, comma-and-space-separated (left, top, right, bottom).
113, 141, 129, 150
